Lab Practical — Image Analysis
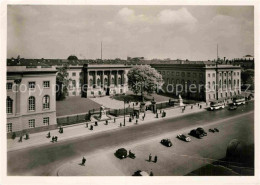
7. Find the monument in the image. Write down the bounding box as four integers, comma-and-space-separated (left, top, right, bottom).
94, 105, 110, 121
179, 94, 184, 107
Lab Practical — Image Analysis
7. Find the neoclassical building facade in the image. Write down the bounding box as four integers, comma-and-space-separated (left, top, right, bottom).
151, 63, 241, 102
6, 66, 57, 135
81, 64, 131, 97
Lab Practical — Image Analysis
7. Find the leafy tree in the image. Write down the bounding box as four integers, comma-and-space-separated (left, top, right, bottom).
56, 63, 71, 101
127, 65, 163, 101
241, 69, 254, 90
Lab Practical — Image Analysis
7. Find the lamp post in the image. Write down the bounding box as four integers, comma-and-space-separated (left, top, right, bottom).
123, 96, 126, 126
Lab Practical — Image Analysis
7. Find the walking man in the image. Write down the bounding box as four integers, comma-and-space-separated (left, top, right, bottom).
47, 131, 51, 138
19, 135, 23, 142
154, 155, 158, 163
149, 153, 152, 162
81, 157, 86, 166
114, 118, 116, 123
52, 136, 55, 142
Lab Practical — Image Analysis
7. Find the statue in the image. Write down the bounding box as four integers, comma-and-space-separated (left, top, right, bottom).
95, 105, 110, 121
179, 94, 184, 107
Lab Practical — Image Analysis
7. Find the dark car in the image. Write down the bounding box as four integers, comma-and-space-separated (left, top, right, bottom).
160, 139, 173, 147
189, 129, 203, 139
214, 128, 219, 132
115, 148, 128, 159
209, 128, 215, 133
197, 127, 207, 136
177, 134, 191, 142
133, 170, 149, 176
228, 103, 237, 110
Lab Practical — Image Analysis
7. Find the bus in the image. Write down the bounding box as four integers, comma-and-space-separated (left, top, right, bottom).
233, 96, 246, 106
209, 101, 225, 111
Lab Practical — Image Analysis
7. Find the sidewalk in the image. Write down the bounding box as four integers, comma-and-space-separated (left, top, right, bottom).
7, 102, 207, 152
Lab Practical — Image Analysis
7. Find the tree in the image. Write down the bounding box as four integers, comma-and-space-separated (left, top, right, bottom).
241, 69, 254, 90
127, 65, 163, 101
56, 63, 71, 101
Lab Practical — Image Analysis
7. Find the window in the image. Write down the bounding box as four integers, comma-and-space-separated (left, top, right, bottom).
97, 78, 101, 86
237, 72, 239, 75
6, 97, 13, 114
208, 74, 211, 78
219, 80, 222, 87
234, 80, 236, 86
224, 73, 227, 77
89, 79, 93, 86
72, 80, 76, 87
120, 89, 123, 93
43, 81, 50, 88
7, 123, 12, 133
6, 83, 13, 90
176, 72, 180, 76
111, 77, 115, 85
72, 72, 76, 76
221, 93, 223, 98
213, 81, 215, 89
209, 94, 211, 99
118, 77, 122, 85
181, 72, 185, 77
208, 82, 210, 89
162, 71, 165, 75
237, 79, 239, 85
28, 96, 35, 111
229, 79, 231, 85
43, 95, 50, 109
213, 73, 215, 77
43, 117, 49, 126
234, 72, 236, 76
29, 119, 35, 128
29, 82, 35, 89
167, 71, 170, 75
219, 73, 222, 76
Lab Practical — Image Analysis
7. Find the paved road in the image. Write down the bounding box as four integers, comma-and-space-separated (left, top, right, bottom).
7, 102, 254, 176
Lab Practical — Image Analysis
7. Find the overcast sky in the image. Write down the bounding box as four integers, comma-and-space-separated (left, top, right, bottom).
7, 5, 254, 60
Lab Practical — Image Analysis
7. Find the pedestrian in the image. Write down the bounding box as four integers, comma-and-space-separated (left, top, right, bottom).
156, 113, 159, 118
81, 157, 86, 166
182, 107, 184, 113
144, 113, 146, 118
160, 109, 162, 114
142, 116, 144, 121
47, 131, 51, 138
129, 117, 132, 122
86, 123, 88, 128
52, 136, 55, 142
19, 135, 23, 142
136, 119, 138, 124
149, 170, 154, 176
25, 133, 29, 140
154, 155, 158, 163
95, 121, 98, 126
114, 118, 116, 123
55, 136, 58, 142
200, 105, 202, 109
149, 153, 152, 162
191, 105, 193, 109
198, 103, 199, 107
120, 123, 122, 127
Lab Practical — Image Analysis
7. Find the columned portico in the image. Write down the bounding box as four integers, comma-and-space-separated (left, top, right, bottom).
82, 64, 131, 98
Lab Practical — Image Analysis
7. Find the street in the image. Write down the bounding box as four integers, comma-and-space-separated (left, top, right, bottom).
7, 102, 254, 176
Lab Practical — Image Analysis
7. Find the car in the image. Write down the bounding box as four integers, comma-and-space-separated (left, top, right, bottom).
208, 101, 225, 111
214, 128, 219, 132
189, 129, 203, 139
177, 134, 191, 142
115, 148, 128, 159
133, 170, 149, 176
197, 127, 207, 136
209, 128, 215, 133
228, 104, 237, 110
160, 139, 173, 147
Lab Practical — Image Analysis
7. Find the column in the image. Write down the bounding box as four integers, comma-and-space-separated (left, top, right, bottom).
94, 70, 97, 88
231, 71, 233, 90
116, 70, 118, 86
102, 70, 104, 87
14, 79, 21, 115
109, 70, 112, 86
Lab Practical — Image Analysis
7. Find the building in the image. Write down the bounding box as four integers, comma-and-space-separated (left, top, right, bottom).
151, 62, 241, 102
81, 64, 131, 97
6, 66, 57, 136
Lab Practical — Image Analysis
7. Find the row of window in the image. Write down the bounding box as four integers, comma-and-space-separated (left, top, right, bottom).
159, 71, 204, 78
208, 91, 240, 100
71, 72, 83, 77
6, 95, 50, 114
6, 81, 50, 90
7, 117, 49, 133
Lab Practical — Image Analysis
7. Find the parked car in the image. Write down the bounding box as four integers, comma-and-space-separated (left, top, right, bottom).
115, 148, 128, 159
209, 128, 215, 133
177, 134, 191, 142
160, 139, 173, 147
214, 128, 219, 132
133, 170, 149, 176
197, 127, 207, 136
228, 103, 237, 110
189, 129, 203, 139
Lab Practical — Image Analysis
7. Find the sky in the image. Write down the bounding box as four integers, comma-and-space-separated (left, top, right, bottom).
7, 5, 254, 60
